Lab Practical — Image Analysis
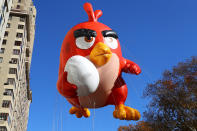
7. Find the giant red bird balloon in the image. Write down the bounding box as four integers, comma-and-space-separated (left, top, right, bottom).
57, 3, 141, 120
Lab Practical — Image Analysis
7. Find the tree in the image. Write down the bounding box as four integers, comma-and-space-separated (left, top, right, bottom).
118, 121, 153, 131
143, 56, 197, 131
118, 56, 197, 131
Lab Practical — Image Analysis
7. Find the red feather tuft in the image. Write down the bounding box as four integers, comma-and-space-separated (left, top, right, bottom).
94, 10, 103, 21
83, 3, 102, 22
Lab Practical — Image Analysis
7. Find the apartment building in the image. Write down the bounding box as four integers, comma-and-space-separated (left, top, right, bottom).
0, 0, 36, 130
0, 0, 13, 48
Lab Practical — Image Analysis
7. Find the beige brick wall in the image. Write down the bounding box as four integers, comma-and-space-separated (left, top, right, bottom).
0, 0, 36, 130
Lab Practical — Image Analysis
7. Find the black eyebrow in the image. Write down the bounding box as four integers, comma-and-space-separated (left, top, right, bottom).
102, 30, 118, 39
74, 29, 97, 38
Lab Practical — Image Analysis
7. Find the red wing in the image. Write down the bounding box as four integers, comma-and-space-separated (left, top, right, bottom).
57, 72, 77, 98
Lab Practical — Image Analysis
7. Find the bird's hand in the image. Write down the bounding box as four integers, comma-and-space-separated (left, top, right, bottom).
122, 59, 141, 75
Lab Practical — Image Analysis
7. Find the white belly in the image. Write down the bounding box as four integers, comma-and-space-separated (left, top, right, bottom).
78, 53, 120, 108
65, 55, 100, 96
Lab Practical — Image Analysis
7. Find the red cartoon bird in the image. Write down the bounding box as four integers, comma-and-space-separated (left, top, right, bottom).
57, 3, 141, 120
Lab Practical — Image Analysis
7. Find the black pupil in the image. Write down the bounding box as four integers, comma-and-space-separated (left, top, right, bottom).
86, 36, 91, 40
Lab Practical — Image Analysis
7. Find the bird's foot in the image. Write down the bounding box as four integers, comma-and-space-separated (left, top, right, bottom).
113, 104, 140, 120
69, 106, 90, 118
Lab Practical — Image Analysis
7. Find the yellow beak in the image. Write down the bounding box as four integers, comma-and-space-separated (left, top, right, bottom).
90, 42, 112, 66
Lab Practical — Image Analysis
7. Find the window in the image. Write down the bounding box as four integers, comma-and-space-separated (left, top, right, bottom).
6, 23, 10, 28
18, 24, 24, 29
7, 78, 15, 85
9, 58, 18, 64
18, 0, 21, 3
0, 48, 5, 54
20, 17, 25, 22
4, 32, 8, 37
0, 113, 8, 121
2, 40, 6, 45
16, 5, 20, 9
0, 57, 3, 63
14, 41, 21, 46
16, 33, 23, 38
8, 15, 12, 21
0, 126, 7, 131
13, 49, 20, 55
9, 68, 17, 74
26, 48, 29, 57
3, 89, 14, 101
2, 100, 11, 108
3, 89, 13, 96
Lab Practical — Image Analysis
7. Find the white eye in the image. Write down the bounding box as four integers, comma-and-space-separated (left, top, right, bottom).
76, 36, 95, 49
104, 37, 118, 49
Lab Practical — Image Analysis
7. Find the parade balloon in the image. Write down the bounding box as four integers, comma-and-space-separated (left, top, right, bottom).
57, 3, 141, 120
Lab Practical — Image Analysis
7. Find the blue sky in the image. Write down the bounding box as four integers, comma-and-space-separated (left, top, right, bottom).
27, 0, 197, 131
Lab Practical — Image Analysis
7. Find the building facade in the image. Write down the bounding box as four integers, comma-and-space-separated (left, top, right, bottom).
0, 0, 13, 49
0, 0, 36, 130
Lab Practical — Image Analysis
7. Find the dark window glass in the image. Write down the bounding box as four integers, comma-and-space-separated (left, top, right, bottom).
0, 57, 3, 63
9, 58, 18, 64
0, 48, 5, 54
14, 41, 21, 46
0, 126, 7, 131
0, 113, 8, 121
16, 5, 20, 9
2, 40, 6, 45
2, 100, 11, 108
26, 48, 29, 57
20, 17, 25, 22
4, 32, 8, 37
7, 78, 15, 85
13, 49, 20, 55
6, 23, 10, 28
9, 68, 17, 74
18, 25, 24, 29
8, 16, 12, 20
3, 89, 13, 96
16, 33, 23, 38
